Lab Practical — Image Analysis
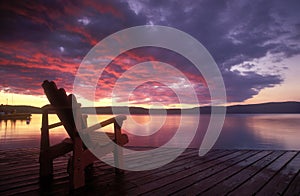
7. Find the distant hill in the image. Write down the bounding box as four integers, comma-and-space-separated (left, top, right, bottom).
1, 101, 299, 114
0, 105, 42, 114
88, 101, 300, 114
225, 102, 300, 114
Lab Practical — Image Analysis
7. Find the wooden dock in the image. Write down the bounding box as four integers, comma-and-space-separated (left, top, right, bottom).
0, 148, 299, 195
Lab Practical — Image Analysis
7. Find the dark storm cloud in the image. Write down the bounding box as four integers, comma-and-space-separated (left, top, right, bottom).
0, 0, 147, 58
0, 0, 299, 104
0, 0, 147, 95
223, 70, 283, 102
128, 0, 300, 101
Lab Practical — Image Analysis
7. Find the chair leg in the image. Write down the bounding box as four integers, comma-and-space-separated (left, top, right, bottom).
40, 111, 52, 178
70, 137, 85, 189
40, 152, 53, 178
85, 163, 94, 179
113, 122, 126, 174
69, 156, 85, 189
114, 146, 124, 174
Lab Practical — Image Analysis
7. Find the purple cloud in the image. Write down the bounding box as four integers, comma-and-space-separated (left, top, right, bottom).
0, 0, 299, 105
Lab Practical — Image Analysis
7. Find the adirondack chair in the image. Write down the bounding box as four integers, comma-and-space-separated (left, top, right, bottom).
39, 80, 128, 189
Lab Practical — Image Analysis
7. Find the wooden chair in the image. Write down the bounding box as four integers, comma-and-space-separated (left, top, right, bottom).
39, 80, 128, 189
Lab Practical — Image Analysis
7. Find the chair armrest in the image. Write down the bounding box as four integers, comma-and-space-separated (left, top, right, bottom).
80, 115, 127, 134
48, 122, 64, 129
100, 115, 126, 127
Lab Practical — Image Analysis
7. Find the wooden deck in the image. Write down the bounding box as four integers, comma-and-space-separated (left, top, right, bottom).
0, 148, 299, 195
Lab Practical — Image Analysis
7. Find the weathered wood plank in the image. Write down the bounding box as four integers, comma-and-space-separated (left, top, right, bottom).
0, 162, 67, 178
129, 149, 231, 181
76, 148, 210, 193
163, 151, 266, 196
128, 150, 253, 195
284, 169, 300, 195
0, 148, 299, 195
201, 151, 284, 195
228, 151, 298, 196
256, 152, 300, 196
104, 150, 234, 194
0, 166, 69, 193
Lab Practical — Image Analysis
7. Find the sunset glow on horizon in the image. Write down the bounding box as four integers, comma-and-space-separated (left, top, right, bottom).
1, 0, 299, 108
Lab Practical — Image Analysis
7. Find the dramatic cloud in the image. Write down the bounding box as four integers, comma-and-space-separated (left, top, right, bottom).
126, 0, 300, 101
0, 0, 299, 106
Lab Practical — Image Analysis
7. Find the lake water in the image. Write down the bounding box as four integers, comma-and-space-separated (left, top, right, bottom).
0, 114, 300, 150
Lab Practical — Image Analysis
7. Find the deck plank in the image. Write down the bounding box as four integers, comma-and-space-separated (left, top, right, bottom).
228, 151, 298, 196
201, 151, 284, 195
0, 148, 299, 195
284, 169, 300, 195
110, 150, 234, 194
132, 150, 254, 195
83, 149, 232, 195
171, 150, 267, 196
256, 152, 300, 196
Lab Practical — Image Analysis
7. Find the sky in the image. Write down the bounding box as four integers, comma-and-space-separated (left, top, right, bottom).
0, 0, 299, 108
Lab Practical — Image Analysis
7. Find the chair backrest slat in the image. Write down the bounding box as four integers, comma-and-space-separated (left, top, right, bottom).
42, 80, 79, 139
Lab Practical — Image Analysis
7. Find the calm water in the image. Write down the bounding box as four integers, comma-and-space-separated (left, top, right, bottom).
0, 114, 300, 150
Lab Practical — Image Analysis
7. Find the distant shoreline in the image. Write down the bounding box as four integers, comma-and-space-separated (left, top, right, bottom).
1, 101, 299, 114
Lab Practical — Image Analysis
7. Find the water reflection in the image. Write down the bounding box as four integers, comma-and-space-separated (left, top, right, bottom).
209, 114, 300, 150
0, 114, 68, 149
245, 114, 300, 150
212, 114, 280, 150
0, 114, 299, 150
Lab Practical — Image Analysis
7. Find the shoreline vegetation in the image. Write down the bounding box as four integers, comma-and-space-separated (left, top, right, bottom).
0, 101, 299, 115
